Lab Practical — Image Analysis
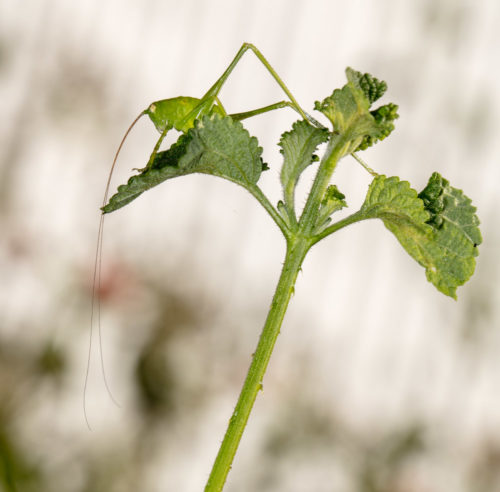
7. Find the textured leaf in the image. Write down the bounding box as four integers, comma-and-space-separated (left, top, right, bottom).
146, 96, 224, 133
346, 67, 387, 104
279, 120, 329, 210
360, 174, 481, 298
321, 185, 346, 213
357, 103, 399, 151
315, 185, 347, 231
418, 172, 482, 247
346, 68, 398, 150
314, 82, 374, 150
417, 172, 482, 295
314, 68, 398, 154
103, 115, 265, 213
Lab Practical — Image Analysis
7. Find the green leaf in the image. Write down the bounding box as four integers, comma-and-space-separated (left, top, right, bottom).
279, 120, 329, 213
314, 68, 398, 154
146, 96, 224, 133
103, 115, 265, 213
102, 135, 191, 212
315, 185, 347, 231
346, 68, 398, 150
418, 172, 482, 292
314, 83, 373, 146
360, 174, 481, 299
346, 67, 387, 104
418, 172, 482, 248
357, 103, 399, 151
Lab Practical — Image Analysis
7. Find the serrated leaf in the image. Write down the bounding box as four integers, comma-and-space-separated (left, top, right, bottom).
146, 96, 224, 133
360, 174, 481, 299
417, 172, 482, 294
346, 68, 398, 150
321, 184, 346, 212
418, 173, 482, 246
103, 115, 265, 213
315, 185, 347, 231
314, 83, 373, 145
357, 103, 399, 151
279, 120, 329, 213
314, 68, 398, 155
346, 67, 387, 104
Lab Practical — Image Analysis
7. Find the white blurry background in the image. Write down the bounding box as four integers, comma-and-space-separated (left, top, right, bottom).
0, 1, 499, 491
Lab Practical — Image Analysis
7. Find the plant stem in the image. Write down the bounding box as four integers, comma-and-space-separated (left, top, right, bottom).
204, 237, 311, 492
310, 210, 366, 245
248, 185, 291, 240
299, 134, 350, 234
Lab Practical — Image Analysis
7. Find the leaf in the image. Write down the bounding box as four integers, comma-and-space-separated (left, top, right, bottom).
357, 103, 399, 151
314, 83, 373, 146
321, 184, 346, 213
418, 172, 482, 293
102, 135, 191, 212
314, 68, 398, 154
418, 172, 482, 247
346, 68, 398, 151
279, 120, 329, 211
360, 174, 481, 299
315, 185, 347, 231
146, 96, 224, 133
102, 115, 265, 213
346, 67, 387, 104
360, 176, 431, 269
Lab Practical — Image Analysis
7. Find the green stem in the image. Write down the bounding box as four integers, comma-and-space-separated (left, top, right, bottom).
299, 135, 350, 234
204, 237, 311, 492
310, 210, 366, 245
248, 185, 291, 240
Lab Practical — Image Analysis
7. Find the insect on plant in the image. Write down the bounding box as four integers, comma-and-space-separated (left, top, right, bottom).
91, 43, 482, 491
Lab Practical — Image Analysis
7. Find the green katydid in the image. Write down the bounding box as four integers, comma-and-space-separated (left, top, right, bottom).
86, 43, 319, 429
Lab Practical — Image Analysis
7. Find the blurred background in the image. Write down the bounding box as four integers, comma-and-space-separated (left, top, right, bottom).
1, 0, 499, 491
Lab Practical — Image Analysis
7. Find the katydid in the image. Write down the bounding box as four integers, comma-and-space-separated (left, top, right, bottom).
86, 43, 317, 429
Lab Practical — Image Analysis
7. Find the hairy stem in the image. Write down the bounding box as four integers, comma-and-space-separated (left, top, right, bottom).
248, 185, 291, 240
204, 237, 311, 492
310, 210, 366, 245
299, 134, 350, 234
